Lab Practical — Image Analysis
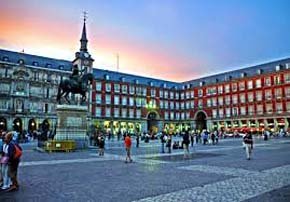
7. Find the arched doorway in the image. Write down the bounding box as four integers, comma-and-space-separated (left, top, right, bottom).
28, 119, 37, 132
195, 111, 207, 132
0, 117, 7, 131
13, 118, 23, 132
147, 112, 159, 134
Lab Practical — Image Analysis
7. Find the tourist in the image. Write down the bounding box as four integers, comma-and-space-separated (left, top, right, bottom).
183, 131, 190, 158
243, 132, 254, 160
98, 134, 105, 156
1, 132, 12, 190
124, 134, 133, 163
166, 135, 172, 153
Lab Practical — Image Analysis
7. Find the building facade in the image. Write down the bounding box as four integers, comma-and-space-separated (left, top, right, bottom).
1, 22, 290, 137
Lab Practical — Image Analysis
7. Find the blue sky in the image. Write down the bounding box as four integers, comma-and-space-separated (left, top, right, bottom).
1, 0, 290, 81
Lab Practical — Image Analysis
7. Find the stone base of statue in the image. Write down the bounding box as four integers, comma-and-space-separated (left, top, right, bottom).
54, 104, 88, 149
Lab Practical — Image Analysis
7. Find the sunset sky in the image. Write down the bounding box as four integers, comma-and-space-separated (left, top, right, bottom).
1, 0, 290, 81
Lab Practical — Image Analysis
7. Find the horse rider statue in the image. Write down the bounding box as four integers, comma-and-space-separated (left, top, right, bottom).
70, 65, 86, 90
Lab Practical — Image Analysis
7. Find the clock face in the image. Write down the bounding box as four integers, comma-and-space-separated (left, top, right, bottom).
84, 53, 89, 58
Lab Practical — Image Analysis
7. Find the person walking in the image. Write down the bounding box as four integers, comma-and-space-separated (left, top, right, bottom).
1, 132, 13, 190
124, 134, 133, 163
160, 132, 166, 153
166, 135, 172, 153
183, 131, 190, 158
98, 134, 105, 156
136, 133, 140, 148
190, 132, 194, 147
243, 132, 253, 160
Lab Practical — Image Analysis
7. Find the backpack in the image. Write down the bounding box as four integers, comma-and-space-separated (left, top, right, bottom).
14, 144, 22, 159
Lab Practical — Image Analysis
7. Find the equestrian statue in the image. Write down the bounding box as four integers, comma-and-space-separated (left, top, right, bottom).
56, 65, 93, 104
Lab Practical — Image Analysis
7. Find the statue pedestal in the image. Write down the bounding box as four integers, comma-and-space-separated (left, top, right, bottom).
55, 105, 88, 149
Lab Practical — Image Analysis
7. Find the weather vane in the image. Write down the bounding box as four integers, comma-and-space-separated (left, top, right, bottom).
83, 11, 88, 22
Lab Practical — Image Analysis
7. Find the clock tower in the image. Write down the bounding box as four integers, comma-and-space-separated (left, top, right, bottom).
72, 14, 94, 74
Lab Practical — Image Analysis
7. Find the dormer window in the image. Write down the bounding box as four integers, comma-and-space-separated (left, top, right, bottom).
257, 69, 263, 75
241, 72, 247, 78
149, 81, 153, 86
59, 65, 64, 70
134, 79, 139, 84
120, 77, 125, 82
3, 56, 9, 62
18, 59, 24, 65
199, 81, 205, 87
215, 78, 219, 83
163, 83, 167, 88
276, 64, 282, 71
105, 74, 110, 80
46, 64, 52, 68
32, 61, 39, 66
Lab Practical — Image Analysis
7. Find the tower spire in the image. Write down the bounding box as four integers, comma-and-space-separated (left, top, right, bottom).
80, 11, 88, 52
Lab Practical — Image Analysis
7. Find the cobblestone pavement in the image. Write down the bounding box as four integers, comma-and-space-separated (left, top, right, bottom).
0, 137, 290, 202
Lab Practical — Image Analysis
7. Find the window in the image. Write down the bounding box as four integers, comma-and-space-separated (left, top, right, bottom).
232, 107, 238, 116
212, 109, 217, 118
276, 103, 283, 113
176, 112, 180, 120
257, 105, 263, 115
151, 89, 156, 97
96, 107, 101, 117
275, 88, 282, 98
239, 81, 245, 91
129, 85, 135, 94
181, 112, 185, 120
256, 79, 262, 88
198, 100, 202, 107
285, 87, 290, 97
129, 97, 134, 106
159, 100, 163, 108
256, 91, 262, 101
240, 106, 246, 115
176, 92, 180, 99
136, 110, 141, 118
181, 102, 185, 109
240, 93, 245, 103
248, 92, 254, 102
285, 73, 290, 83
129, 109, 134, 118
190, 91, 194, 98
114, 95, 119, 105
265, 90, 272, 100
164, 111, 169, 120
136, 97, 142, 107
122, 96, 127, 105
181, 92, 185, 99
274, 75, 281, 85
225, 96, 231, 105
232, 95, 238, 104
121, 85, 127, 93
265, 77, 271, 86
266, 104, 273, 114
105, 108, 111, 117
136, 86, 141, 95
96, 94, 102, 104
122, 109, 127, 118
219, 109, 224, 118
207, 99, 211, 107
218, 86, 223, 94
114, 108, 119, 117
170, 91, 174, 99
226, 108, 231, 117
105, 95, 111, 104
198, 89, 203, 97
218, 97, 223, 105
231, 83, 237, 92
185, 91, 190, 99
105, 83, 111, 92
248, 105, 254, 115
164, 91, 168, 98
159, 90, 163, 98
225, 84, 230, 93
142, 87, 147, 96
114, 84, 120, 92
164, 101, 168, 109
171, 101, 175, 109
287, 102, 290, 112
247, 80, 253, 89
96, 82, 102, 91
186, 112, 190, 119
170, 112, 174, 120
212, 98, 217, 106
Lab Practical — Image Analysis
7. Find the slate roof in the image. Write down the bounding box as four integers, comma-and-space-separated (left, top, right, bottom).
1, 48, 290, 89
0, 49, 72, 71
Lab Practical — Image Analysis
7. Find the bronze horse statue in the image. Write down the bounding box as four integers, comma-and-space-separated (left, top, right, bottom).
56, 73, 93, 104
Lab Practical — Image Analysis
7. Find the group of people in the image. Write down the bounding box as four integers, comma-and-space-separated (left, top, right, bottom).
0, 130, 22, 191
